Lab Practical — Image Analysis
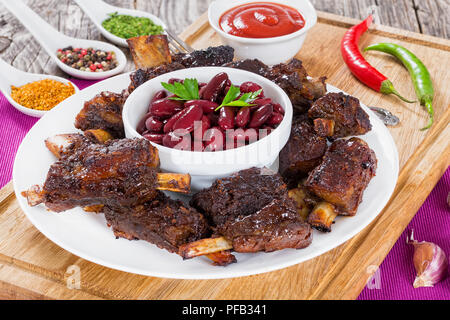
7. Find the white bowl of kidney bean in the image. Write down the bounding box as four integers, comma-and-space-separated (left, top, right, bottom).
123, 67, 293, 191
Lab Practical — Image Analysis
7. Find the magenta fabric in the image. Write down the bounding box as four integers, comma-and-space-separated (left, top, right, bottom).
0, 79, 448, 299
358, 167, 450, 300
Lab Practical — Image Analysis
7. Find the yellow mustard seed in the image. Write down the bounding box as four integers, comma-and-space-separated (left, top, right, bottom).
11, 79, 75, 111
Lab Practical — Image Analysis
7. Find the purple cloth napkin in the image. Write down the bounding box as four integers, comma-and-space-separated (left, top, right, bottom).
0, 79, 448, 299
358, 167, 450, 300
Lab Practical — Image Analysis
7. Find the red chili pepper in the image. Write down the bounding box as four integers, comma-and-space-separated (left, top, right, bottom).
341, 15, 414, 102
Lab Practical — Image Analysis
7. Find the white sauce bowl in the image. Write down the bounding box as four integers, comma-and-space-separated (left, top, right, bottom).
208, 0, 317, 65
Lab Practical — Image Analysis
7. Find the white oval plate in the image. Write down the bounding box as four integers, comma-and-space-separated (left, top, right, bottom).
12, 72, 399, 279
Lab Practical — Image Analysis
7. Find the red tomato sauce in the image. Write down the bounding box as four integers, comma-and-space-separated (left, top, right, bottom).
219, 2, 305, 38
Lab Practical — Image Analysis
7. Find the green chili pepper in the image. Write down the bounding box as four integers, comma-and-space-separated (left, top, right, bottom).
364, 43, 434, 130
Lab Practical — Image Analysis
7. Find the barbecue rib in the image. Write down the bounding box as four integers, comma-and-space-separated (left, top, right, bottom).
127, 35, 172, 69
104, 191, 210, 253
226, 58, 327, 113
75, 91, 127, 139
308, 92, 372, 139
279, 115, 328, 188
190, 167, 312, 253
305, 137, 377, 216
171, 45, 235, 67
215, 197, 312, 252
22, 138, 192, 212
45, 131, 114, 159
45, 133, 91, 159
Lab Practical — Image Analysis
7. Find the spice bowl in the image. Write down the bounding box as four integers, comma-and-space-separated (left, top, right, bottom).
122, 66, 293, 191
208, 0, 317, 65
0, 58, 79, 118
74, 0, 167, 48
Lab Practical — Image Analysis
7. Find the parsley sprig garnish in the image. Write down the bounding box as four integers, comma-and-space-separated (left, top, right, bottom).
215, 85, 262, 111
161, 78, 199, 101
160, 78, 261, 111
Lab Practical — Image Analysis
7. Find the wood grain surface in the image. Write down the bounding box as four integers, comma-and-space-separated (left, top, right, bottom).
0, 5, 449, 299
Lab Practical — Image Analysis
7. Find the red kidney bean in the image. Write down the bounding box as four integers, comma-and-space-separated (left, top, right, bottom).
145, 116, 164, 132
218, 106, 235, 130
201, 72, 229, 102
272, 103, 284, 115
226, 128, 259, 149
235, 107, 251, 128
143, 133, 164, 144
149, 98, 184, 118
198, 86, 207, 99
225, 128, 242, 149
207, 112, 219, 127
251, 98, 272, 111
240, 81, 264, 97
204, 127, 224, 152
137, 112, 152, 134
266, 112, 284, 126
168, 78, 183, 84
253, 98, 272, 106
231, 128, 259, 143
184, 100, 218, 114
223, 85, 231, 97
223, 79, 232, 96
244, 128, 259, 143
151, 90, 167, 104
249, 104, 273, 128
172, 105, 203, 132
164, 107, 191, 133
162, 130, 190, 149
193, 115, 211, 141
198, 82, 207, 88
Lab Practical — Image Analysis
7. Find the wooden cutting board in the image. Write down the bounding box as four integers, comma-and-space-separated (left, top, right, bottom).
0, 11, 449, 300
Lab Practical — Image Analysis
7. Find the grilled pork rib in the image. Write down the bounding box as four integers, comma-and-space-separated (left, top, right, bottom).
190, 167, 312, 253
104, 191, 210, 253
279, 115, 328, 188
75, 91, 127, 139
305, 137, 377, 216
23, 138, 161, 212
308, 92, 372, 139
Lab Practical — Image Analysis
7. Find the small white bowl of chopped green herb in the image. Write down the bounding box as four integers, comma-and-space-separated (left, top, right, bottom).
74, 0, 166, 47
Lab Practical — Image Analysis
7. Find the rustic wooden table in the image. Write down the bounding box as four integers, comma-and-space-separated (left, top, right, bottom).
0, 0, 448, 71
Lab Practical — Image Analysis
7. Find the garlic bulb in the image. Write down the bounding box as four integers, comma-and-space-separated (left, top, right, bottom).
408, 230, 448, 288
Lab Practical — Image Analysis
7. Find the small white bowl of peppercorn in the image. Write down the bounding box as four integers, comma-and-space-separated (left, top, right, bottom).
74, 0, 167, 48
123, 66, 293, 191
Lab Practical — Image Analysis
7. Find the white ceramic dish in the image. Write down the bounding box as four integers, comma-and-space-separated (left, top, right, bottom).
74, 0, 167, 48
12, 71, 399, 279
0, 58, 80, 118
122, 66, 293, 191
1, 0, 127, 80
208, 0, 317, 65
